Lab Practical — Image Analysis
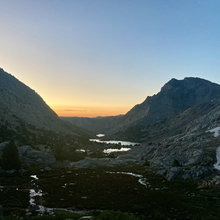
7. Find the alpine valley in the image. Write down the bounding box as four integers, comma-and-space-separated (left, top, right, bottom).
1, 68, 220, 219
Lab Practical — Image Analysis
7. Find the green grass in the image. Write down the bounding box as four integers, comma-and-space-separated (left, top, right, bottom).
0, 174, 30, 210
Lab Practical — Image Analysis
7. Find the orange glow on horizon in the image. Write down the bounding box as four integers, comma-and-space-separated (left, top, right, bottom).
50, 105, 129, 117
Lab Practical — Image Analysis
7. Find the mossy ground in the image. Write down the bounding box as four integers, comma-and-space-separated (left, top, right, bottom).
0, 173, 30, 216
1, 166, 220, 219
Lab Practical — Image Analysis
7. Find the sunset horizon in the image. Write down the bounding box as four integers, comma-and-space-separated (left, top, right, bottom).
1, 1, 220, 119
50, 104, 128, 118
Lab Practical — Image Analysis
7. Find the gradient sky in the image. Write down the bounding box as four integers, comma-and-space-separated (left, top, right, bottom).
1, 0, 220, 117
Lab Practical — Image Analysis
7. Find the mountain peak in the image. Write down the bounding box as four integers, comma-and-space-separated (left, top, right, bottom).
113, 77, 220, 131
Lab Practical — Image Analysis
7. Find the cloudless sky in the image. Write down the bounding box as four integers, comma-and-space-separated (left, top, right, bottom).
1, 0, 220, 117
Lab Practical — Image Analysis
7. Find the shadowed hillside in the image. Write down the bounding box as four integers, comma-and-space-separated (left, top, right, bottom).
0, 68, 89, 143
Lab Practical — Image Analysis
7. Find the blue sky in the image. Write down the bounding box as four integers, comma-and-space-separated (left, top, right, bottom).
0, 0, 220, 116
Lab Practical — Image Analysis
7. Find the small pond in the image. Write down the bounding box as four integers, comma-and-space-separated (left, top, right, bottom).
89, 134, 140, 146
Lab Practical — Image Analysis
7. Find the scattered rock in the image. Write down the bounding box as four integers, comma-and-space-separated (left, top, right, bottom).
198, 175, 220, 189
166, 167, 184, 181
156, 169, 167, 176
26, 212, 32, 216
6, 169, 17, 174
187, 166, 213, 179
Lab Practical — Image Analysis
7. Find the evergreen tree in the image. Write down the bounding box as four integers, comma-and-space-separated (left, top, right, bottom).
0, 141, 21, 170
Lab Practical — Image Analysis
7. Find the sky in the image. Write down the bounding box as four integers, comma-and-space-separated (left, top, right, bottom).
1, 0, 220, 117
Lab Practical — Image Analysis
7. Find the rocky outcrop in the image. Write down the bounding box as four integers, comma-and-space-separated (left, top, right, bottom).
198, 175, 220, 189
161, 166, 214, 181
70, 155, 141, 169
0, 142, 56, 167
18, 145, 56, 166
128, 117, 220, 180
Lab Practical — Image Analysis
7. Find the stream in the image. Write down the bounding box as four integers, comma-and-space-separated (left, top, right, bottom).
29, 174, 88, 215
28, 171, 151, 215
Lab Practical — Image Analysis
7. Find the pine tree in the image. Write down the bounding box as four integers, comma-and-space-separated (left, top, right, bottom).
0, 141, 21, 170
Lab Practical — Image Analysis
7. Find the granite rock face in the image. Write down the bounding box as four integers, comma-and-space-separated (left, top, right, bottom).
18, 145, 56, 166
0, 142, 56, 167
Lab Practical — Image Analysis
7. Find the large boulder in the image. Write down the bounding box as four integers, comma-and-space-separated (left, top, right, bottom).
18, 145, 56, 166
166, 167, 184, 181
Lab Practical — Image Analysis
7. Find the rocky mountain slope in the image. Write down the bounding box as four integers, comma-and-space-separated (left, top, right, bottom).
61, 115, 123, 133
132, 99, 220, 179
107, 77, 220, 139
0, 68, 87, 140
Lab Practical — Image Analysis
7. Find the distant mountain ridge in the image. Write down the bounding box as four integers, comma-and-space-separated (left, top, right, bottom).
61, 115, 123, 133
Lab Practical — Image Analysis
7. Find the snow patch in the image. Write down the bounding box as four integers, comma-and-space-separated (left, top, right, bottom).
96, 134, 105, 137
208, 126, 220, 137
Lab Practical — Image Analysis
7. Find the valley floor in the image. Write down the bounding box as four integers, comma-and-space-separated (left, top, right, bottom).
1, 165, 220, 220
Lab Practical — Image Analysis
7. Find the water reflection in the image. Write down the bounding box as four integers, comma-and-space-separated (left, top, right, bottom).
90, 134, 139, 146
90, 139, 139, 146
29, 189, 42, 206
103, 147, 131, 154
106, 171, 147, 187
